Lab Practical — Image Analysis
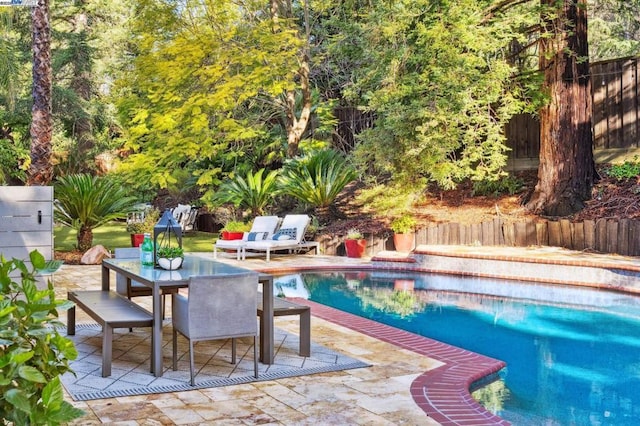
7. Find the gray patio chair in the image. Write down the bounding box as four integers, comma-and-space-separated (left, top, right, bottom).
171, 272, 259, 386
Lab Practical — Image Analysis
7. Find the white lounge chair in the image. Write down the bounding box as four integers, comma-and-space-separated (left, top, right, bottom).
213, 216, 280, 260
242, 214, 318, 261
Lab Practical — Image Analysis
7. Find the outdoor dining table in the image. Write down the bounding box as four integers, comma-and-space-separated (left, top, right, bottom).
101, 254, 274, 377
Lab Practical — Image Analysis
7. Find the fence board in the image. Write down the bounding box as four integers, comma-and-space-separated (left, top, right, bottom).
449, 223, 460, 245
513, 222, 527, 246
618, 219, 630, 255
573, 222, 585, 251
559, 219, 573, 248
503, 223, 515, 246
583, 220, 595, 250
459, 224, 469, 245
525, 221, 537, 246
606, 61, 623, 148
595, 219, 608, 252
427, 225, 438, 244
416, 227, 427, 246
630, 220, 640, 256
536, 222, 548, 246
621, 60, 638, 147
548, 221, 561, 246
606, 220, 619, 254
482, 221, 494, 245
470, 223, 481, 244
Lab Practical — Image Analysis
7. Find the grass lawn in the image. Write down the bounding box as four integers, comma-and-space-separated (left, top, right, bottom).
55, 221, 217, 253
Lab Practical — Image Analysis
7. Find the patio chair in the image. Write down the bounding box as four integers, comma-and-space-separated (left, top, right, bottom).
213, 215, 280, 260
242, 214, 314, 262
171, 272, 259, 386
114, 247, 176, 319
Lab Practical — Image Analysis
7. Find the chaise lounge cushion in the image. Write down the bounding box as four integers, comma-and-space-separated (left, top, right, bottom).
272, 228, 297, 241
244, 231, 270, 241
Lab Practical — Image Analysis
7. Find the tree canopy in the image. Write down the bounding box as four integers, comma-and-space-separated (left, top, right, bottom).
2, 0, 640, 217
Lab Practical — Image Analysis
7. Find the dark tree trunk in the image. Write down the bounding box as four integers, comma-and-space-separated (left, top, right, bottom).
526, 0, 596, 216
27, 0, 53, 186
77, 225, 93, 252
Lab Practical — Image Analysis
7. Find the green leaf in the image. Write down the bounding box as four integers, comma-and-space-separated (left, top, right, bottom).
5, 388, 32, 413
18, 365, 47, 383
29, 250, 46, 270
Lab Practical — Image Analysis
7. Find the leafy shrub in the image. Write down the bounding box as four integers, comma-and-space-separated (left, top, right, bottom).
279, 150, 357, 219
345, 228, 363, 239
209, 168, 280, 217
220, 220, 251, 233
603, 157, 640, 180
390, 215, 417, 234
472, 175, 524, 197
0, 251, 83, 424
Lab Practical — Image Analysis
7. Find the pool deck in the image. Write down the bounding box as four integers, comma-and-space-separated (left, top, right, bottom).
57, 245, 640, 425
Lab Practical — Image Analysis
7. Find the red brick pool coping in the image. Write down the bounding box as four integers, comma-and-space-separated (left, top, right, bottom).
287, 297, 508, 425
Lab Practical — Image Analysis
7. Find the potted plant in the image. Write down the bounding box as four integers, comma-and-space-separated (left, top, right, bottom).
344, 228, 367, 258
156, 245, 184, 270
390, 215, 417, 252
219, 220, 251, 241
126, 208, 160, 247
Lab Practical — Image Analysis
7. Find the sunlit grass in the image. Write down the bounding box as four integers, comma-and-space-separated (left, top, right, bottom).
55, 221, 216, 252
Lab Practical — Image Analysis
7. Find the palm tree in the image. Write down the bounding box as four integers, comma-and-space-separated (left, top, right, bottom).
279, 150, 357, 221
212, 168, 280, 217
54, 174, 138, 251
27, 0, 53, 185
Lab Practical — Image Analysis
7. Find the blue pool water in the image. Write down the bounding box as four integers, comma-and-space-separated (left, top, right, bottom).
273, 270, 640, 425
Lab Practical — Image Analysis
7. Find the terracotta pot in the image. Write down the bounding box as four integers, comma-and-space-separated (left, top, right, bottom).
394, 279, 415, 291
345, 239, 366, 258
130, 233, 145, 247
393, 232, 415, 252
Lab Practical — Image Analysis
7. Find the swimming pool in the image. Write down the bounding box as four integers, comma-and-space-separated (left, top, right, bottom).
273, 270, 640, 425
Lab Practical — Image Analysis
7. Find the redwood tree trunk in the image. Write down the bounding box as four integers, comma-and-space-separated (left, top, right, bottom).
27, 0, 53, 186
526, 0, 596, 216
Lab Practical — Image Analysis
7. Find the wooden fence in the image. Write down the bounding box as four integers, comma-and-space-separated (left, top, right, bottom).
318, 218, 640, 257
506, 56, 640, 161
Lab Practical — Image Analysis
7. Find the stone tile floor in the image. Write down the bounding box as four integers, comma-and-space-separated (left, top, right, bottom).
57, 253, 440, 425
54, 246, 640, 425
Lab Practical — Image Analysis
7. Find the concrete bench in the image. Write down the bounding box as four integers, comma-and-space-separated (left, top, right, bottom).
67, 290, 153, 377
257, 294, 310, 357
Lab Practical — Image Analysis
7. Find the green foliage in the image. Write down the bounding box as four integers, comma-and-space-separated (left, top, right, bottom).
54, 173, 138, 250
356, 182, 421, 219
345, 228, 363, 239
389, 215, 417, 234
115, 0, 304, 193
0, 250, 84, 424
220, 220, 251, 233
156, 246, 184, 259
279, 150, 357, 213
125, 207, 160, 234
208, 169, 280, 217
472, 175, 524, 197
603, 157, 640, 180
348, 0, 534, 190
